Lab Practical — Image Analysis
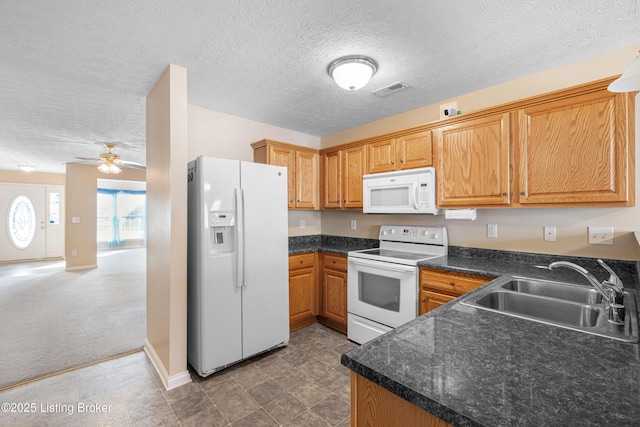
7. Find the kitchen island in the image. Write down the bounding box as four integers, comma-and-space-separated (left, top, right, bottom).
341, 252, 640, 426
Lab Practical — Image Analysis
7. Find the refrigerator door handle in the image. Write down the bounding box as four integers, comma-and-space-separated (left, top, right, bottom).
235, 187, 245, 288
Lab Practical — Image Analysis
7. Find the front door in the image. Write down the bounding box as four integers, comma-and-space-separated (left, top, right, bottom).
0, 184, 46, 261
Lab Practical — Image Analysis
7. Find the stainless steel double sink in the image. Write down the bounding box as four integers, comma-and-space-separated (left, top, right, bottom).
459, 275, 639, 342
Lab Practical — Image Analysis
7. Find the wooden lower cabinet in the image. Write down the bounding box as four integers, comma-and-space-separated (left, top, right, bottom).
319, 253, 348, 334
351, 372, 452, 427
289, 253, 318, 331
419, 268, 493, 315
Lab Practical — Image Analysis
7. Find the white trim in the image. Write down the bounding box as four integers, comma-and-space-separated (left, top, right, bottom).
64, 264, 97, 271
144, 338, 192, 391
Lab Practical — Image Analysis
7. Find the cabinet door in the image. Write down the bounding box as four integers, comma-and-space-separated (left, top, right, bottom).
295, 150, 319, 210
419, 290, 455, 315
269, 145, 296, 208
434, 113, 511, 207
321, 150, 342, 209
322, 268, 347, 326
396, 131, 432, 170
368, 139, 397, 173
342, 145, 367, 208
289, 266, 316, 324
516, 90, 634, 205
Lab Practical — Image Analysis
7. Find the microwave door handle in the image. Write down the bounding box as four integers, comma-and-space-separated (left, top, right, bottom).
413, 183, 419, 210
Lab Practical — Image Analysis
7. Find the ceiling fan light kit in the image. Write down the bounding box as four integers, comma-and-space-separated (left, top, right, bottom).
97, 161, 122, 174
328, 55, 377, 91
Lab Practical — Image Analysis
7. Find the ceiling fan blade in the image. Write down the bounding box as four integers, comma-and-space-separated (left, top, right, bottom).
119, 160, 145, 167
121, 163, 146, 171
75, 156, 102, 161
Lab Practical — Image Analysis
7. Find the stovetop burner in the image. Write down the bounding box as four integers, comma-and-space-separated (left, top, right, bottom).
348, 225, 448, 266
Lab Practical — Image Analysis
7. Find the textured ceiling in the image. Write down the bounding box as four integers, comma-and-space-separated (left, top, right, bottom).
0, 1, 639, 173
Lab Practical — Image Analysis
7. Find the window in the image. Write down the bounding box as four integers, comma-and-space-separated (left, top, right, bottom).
8, 195, 36, 249
97, 189, 146, 248
49, 192, 60, 225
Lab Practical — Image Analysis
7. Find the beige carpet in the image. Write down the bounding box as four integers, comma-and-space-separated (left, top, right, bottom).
0, 249, 145, 389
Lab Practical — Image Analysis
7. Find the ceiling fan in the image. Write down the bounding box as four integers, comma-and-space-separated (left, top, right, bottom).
74, 143, 145, 174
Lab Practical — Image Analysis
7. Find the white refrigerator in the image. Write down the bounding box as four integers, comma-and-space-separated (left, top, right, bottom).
187, 156, 289, 377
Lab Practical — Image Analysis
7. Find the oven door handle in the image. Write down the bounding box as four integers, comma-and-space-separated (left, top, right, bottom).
348, 257, 416, 273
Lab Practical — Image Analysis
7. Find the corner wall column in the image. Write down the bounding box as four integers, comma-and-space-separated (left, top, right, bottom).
144, 64, 191, 390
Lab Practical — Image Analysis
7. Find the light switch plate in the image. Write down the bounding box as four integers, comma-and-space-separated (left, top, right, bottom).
350, 220, 357, 230
299, 220, 305, 229
487, 224, 498, 238
588, 226, 614, 245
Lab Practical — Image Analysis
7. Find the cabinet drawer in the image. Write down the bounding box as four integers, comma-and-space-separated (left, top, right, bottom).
323, 253, 347, 271
420, 268, 492, 297
289, 253, 315, 269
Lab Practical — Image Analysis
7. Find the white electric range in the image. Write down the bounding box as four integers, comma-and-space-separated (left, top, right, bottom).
347, 225, 448, 344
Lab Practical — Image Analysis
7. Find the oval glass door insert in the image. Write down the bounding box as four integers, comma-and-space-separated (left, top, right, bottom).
8, 195, 36, 249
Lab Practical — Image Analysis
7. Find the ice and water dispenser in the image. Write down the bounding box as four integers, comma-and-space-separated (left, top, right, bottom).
209, 211, 235, 254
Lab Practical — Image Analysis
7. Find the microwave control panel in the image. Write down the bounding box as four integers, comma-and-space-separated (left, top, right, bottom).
417, 172, 435, 209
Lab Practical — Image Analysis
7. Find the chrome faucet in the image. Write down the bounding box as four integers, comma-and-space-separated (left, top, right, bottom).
548, 260, 625, 325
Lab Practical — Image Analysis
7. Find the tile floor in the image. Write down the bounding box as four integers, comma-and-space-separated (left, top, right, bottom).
0, 323, 358, 426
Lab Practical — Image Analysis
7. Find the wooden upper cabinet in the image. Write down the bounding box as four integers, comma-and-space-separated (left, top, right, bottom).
434, 113, 511, 207
321, 150, 342, 209
252, 139, 319, 210
342, 144, 367, 208
320, 144, 367, 209
368, 139, 397, 173
368, 131, 432, 174
395, 131, 432, 170
268, 145, 296, 208
296, 150, 319, 209
515, 90, 635, 206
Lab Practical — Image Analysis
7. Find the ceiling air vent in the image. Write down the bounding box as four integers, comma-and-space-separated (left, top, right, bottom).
372, 81, 409, 97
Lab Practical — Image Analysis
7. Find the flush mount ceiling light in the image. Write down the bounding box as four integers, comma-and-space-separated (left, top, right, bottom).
328, 56, 377, 91
608, 50, 640, 92
18, 165, 35, 172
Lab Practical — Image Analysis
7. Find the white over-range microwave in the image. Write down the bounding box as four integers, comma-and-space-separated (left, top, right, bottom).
363, 167, 441, 214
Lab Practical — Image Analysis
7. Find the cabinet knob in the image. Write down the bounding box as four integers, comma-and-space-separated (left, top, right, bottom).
400, 159, 404, 163
332, 260, 336, 264
391, 161, 394, 164
297, 199, 300, 202
421, 297, 426, 302
449, 281, 455, 286
520, 191, 526, 196
343, 200, 346, 203
300, 260, 303, 264
502, 192, 507, 196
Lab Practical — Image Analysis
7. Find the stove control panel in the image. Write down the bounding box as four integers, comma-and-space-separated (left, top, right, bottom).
379, 225, 448, 246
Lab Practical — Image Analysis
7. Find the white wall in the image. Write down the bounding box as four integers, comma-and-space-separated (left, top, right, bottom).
188, 105, 320, 162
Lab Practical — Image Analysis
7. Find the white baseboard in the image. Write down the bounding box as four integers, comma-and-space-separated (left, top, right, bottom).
144, 338, 192, 391
65, 264, 97, 271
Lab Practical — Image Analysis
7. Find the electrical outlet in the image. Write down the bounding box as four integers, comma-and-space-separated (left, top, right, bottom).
351, 220, 357, 230
588, 226, 614, 245
71, 249, 78, 256
299, 220, 305, 229
544, 226, 556, 242
487, 224, 498, 238
439, 101, 458, 119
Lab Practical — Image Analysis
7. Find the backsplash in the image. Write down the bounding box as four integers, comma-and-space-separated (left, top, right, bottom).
449, 246, 639, 288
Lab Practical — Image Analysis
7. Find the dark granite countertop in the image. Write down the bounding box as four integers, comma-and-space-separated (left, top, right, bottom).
288, 234, 378, 255
342, 248, 640, 427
